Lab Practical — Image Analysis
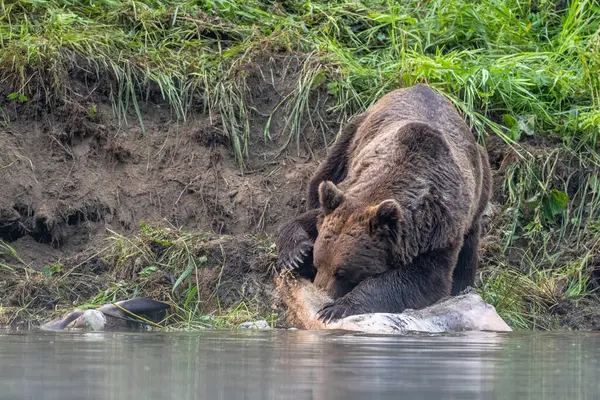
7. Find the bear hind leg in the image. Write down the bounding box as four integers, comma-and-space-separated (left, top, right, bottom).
451, 222, 481, 295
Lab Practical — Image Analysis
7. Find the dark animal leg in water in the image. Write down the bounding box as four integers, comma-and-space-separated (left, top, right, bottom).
98, 298, 171, 320
40, 298, 172, 331
39, 309, 84, 331
318, 248, 457, 323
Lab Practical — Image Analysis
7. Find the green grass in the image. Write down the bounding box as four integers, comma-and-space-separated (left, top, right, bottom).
0, 241, 23, 270
1, 0, 600, 330
1, 0, 599, 157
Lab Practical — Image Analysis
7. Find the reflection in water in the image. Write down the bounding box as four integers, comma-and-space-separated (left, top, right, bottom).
0, 330, 599, 399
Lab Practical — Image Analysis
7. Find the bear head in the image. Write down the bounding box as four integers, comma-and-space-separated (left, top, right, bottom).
313, 180, 402, 299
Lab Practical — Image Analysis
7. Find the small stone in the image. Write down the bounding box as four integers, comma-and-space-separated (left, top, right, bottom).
237, 320, 271, 330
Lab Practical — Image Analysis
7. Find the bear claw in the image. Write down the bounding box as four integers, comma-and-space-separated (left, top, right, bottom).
276, 238, 313, 272
317, 301, 356, 324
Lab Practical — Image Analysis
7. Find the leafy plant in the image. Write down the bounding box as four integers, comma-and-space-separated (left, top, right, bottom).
41, 264, 62, 277
7, 92, 28, 103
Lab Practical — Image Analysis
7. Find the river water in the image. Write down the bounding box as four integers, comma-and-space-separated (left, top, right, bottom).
1, 329, 599, 399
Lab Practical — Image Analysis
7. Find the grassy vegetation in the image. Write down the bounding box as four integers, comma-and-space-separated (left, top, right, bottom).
478, 144, 600, 329
100, 223, 279, 330
1, 0, 600, 330
1, 0, 599, 154
1, 225, 280, 329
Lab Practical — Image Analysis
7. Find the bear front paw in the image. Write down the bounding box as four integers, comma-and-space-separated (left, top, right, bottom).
276, 230, 313, 272
317, 300, 363, 324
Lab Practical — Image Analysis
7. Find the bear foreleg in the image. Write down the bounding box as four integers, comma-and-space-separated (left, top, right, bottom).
275, 209, 320, 280
317, 247, 460, 323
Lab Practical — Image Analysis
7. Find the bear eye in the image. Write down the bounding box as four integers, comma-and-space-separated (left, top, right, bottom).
334, 269, 347, 279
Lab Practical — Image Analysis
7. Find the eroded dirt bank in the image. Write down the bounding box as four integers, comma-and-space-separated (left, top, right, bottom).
0, 59, 335, 328
1, 63, 599, 330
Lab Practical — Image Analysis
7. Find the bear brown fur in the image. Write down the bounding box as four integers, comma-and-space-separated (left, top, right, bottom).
276, 84, 492, 322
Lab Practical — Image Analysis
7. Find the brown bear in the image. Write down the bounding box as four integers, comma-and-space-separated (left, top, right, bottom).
276, 84, 491, 323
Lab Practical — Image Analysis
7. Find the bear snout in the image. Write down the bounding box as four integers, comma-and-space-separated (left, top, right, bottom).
313, 271, 331, 292
314, 271, 354, 299
314, 272, 338, 297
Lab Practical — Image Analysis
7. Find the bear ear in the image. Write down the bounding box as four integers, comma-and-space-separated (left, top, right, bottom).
318, 181, 345, 215
369, 200, 402, 237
